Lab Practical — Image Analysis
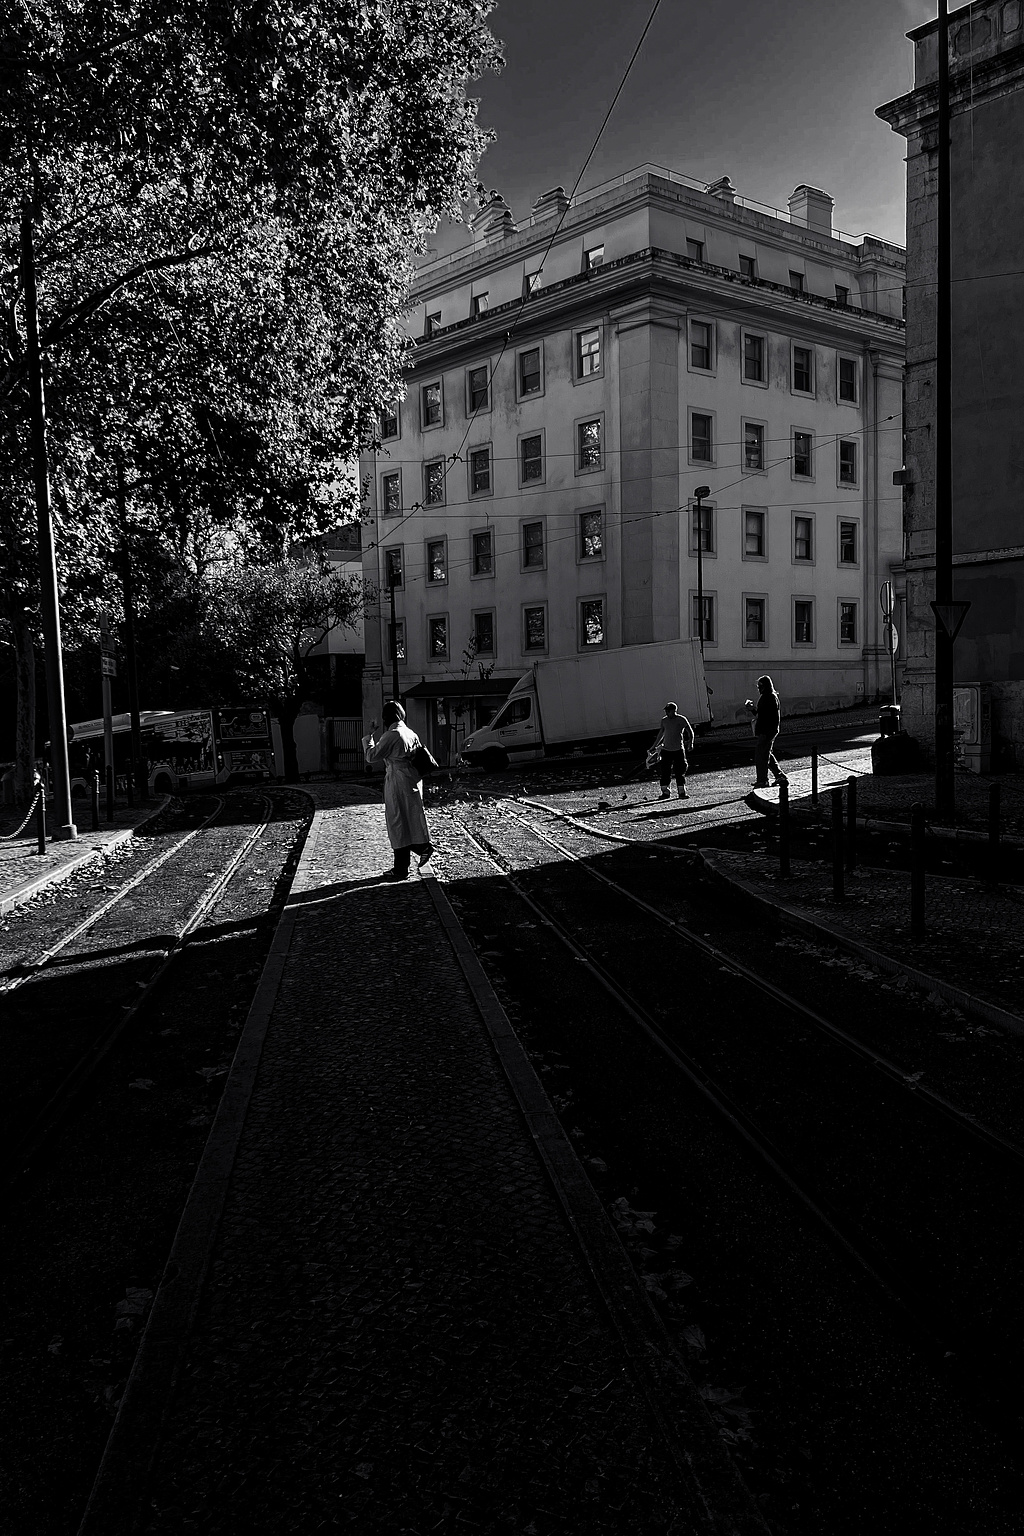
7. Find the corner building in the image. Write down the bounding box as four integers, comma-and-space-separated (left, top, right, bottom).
360, 166, 905, 762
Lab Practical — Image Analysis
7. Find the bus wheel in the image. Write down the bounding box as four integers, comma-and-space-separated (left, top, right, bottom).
482, 748, 508, 773
153, 773, 173, 795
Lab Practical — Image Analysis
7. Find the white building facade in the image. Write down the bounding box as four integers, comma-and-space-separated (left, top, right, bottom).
360, 166, 906, 763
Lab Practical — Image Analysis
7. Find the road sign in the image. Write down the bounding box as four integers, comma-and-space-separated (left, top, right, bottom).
930, 600, 971, 642
879, 581, 895, 618
101, 653, 117, 677
884, 620, 900, 656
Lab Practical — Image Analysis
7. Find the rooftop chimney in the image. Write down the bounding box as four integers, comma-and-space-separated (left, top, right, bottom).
788, 185, 834, 236
531, 186, 570, 222
704, 175, 737, 205
470, 193, 517, 246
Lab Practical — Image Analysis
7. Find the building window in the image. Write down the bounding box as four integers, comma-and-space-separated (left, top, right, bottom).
739, 254, 757, 279
471, 293, 488, 316
789, 270, 805, 293
472, 529, 493, 577
381, 471, 401, 516
744, 421, 765, 472
690, 320, 713, 371
838, 356, 858, 402
576, 327, 602, 378
423, 459, 445, 505
579, 509, 603, 560
839, 601, 858, 645
691, 593, 716, 643
743, 507, 766, 559
690, 412, 713, 463
426, 538, 448, 584
794, 600, 814, 645
522, 520, 545, 569
421, 381, 442, 427
577, 417, 603, 471
379, 401, 399, 440
467, 365, 489, 413
835, 284, 849, 306
839, 520, 859, 565
793, 430, 813, 478
792, 345, 813, 394
428, 615, 448, 658
469, 446, 491, 495
388, 618, 406, 662
686, 237, 705, 262
743, 333, 765, 383
519, 346, 542, 396
384, 547, 403, 589
794, 515, 814, 562
473, 610, 495, 655
691, 502, 715, 555
524, 268, 542, 296
579, 597, 605, 648
745, 597, 766, 643
585, 244, 604, 270
520, 433, 543, 483
425, 311, 441, 337
839, 439, 858, 485
524, 605, 546, 652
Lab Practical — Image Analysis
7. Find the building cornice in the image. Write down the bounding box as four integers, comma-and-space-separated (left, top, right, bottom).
877, 40, 1024, 137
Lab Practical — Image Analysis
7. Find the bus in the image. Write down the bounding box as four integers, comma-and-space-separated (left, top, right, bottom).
66, 706, 275, 798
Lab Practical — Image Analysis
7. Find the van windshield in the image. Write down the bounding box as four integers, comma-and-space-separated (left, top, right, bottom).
490, 696, 531, 730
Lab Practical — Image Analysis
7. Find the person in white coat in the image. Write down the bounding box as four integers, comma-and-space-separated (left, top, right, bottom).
364, 701, 433, 880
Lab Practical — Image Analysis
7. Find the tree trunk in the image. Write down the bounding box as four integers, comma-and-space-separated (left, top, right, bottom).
13, 614, 37, 805
275, 699, 302, 783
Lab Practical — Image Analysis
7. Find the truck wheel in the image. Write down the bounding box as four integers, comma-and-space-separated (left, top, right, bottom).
482, 748, 508, 773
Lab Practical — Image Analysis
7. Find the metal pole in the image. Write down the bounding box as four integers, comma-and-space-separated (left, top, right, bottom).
35, 787, 46, 855
778, 781, 790, 879
388, 576, 400, 701
91, 769, 100, 832
988, 782, 1001, 885
695, 496, 705, 659
910, 802, 926, 935
934, 0, 955, 820
21, 204, 77, 840
117, 460, 145, 802
811, 748, 819, 807
103, 671, 115, 823
846, 775, 857, 872
831, 787, 844, 901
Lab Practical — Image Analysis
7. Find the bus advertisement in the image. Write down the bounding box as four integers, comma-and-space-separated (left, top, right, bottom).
67, 707, 274, 798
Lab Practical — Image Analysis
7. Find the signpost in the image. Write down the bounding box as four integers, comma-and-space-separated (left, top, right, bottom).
100, 612, 117, 822
879, 582, 899, 707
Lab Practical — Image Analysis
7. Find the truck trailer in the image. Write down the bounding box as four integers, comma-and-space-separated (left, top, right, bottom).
460, 638, 710, 771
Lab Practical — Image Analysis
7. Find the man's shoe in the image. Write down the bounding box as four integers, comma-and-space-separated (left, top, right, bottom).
418, 844, 434, 867
381, 868, 408, 881
659, 788, 671, 799
752, 781, 770, 788
677, 786, 688, 799
774, 773, 789, 787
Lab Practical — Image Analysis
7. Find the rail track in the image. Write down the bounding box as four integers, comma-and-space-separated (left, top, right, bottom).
445, 802, 1024, 1399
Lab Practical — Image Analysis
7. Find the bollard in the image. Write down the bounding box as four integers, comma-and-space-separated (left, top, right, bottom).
831, 787, 844, 901
91, 770, 100, 832
845, 775, 857, 872
105, 764, 115, 824
811, 748, 819, 808
779, 782, 790, 878
35, 790, 46, 855
988, 782, 1001, 884
910, 802, 926, 936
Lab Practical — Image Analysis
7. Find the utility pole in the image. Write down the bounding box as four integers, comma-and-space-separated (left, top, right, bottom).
693, 487, 710, 660
933, 0, 955, 819
388, 572, 401, 701
100, 609, 116, 822
117, 459, 145, 801
21, 203, 77, 839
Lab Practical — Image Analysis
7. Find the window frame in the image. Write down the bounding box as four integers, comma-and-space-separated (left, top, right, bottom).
742, 593, 769, 647
470, 526, 494, 580
577, 507, 605, 563
688, 407, 716, 466
835, 284, 850, 307
837, 353, 860, 405
584, 243, 605, 271
688, 589, 718, 647
793, 596, 816, 648
516, 342, 544, 401
838, 517, 860, 567
573, 323, 604, 383
466, 363, 491, 416
742, 417, 767, 476
468, 442, 493, 499
379, 400, 400, 441
424, 311, 442, 338
685, 237, 705, 263
742, 505, 768, 562
578, 594, 607, 651
837, 438, 859, 488
522, 603, 548, 655
689, 500, 717, 558
789, 269, 806, 294
387, 616, 406, 664
739, 253, 757, 279
422, 457, 446, 507
380, 468, 402, 518
518, 429, 545, 487
792, 512, 815, 566
426, 612, 449, 661
383, 545, 404, 591
523, 267, 543, 298
838, 599, 859, 647
792, 428, 815, 481
575, 413, 604, 475
471, 292, 488, 318
420, 379, 444, 430
424, 534, 448, 586
687, 316, 715, 375
471, 608, 496, 656
520, 517, 547, 573
791, 342, 815, 397
741, 330, 768, 387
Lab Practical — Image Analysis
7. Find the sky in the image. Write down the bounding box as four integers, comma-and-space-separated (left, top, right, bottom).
431, 0, 936, 258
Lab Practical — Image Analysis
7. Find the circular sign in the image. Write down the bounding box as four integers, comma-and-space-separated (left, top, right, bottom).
879, 581, 895, 618
884, 619, 899, 655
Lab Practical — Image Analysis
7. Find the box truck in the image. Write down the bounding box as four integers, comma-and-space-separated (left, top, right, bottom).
460, 638, 710, 770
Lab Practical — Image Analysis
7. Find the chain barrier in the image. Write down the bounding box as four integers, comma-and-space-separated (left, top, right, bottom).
0, 789, 43, 841
816, 751, 872, 778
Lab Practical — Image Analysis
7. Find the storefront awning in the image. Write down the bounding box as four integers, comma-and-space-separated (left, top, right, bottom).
402, 677, 517, 700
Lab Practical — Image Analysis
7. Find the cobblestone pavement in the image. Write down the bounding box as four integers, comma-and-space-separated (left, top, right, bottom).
138, 800, 707, 1534
0, 798, 161, 910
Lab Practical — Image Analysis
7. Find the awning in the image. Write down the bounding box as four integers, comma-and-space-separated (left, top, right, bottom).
402, 677, 518, 700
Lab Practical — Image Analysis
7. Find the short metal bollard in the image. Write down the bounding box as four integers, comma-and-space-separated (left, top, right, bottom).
105, 764, 115, 824
831, 787, 844, 901
811, 749, 819, 808
91, 770, 100, 832
779, 782, 790, 878
845, 775, 857, 872
910, 802, 926, 935
988, 782, 1001, 884
35, 790, 46, 855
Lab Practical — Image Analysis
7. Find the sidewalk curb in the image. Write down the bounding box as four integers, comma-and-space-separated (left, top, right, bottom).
0, 796, 171, 916
748, 788, 1024, 850
424, 871, 769, 1536
76, 792, 319, 1536
699, 848, 1024, 1039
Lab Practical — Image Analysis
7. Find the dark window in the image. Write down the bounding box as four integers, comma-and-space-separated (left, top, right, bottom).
472, 529, 493, 576
839, 357, 858, 402
389, 618, 406, 662
495, 696, 532, 728
585, 245, 604, 270
471, 293, 488, 316
379, 402, 399, 440
384, 548, 403, 588
473, 611, 494, 654
690, 320, 712, 370
428, 615, 448, 658
793, 346, 813, 393
840, 602, 858, 644
839, 440, 857, 484
686, 238, 705, 262
743, 334, 764, 382
794, 516, 813, 561
524, 606, 546, 651
579, 509, 603, 559
424, 459, 445, 504
739, 254, 757, 279
746, 598, 766, 643
427, 538, 447, 583
744, 509, 765, 557
839, 520, 858, 564
521, 434, 543, 482
519, 347, 541, 395
578, 418, 602, 470
691, 413, 713, 462
382, 472, 401, 515
580, 598, 604, 648
794, 600, 813, 644
468, 366, 489, 412
470, 446, 491, 494
744, 422, 765, 471
835, 284, 849, 306
789, 270, 805, 293
577, 327, 601, 378
522, 521, 544, 568
421, 382, 442, 426
425, 312, 441, 337
691, 594, 715, 643
793, 430, 813, 477
691, 504, 714, 554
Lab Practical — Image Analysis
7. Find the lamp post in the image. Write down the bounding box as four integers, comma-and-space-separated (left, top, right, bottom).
388, 569, 401, 702
116, 459, 145, 802
934, 0, 954, 818
693, 486, 711, 659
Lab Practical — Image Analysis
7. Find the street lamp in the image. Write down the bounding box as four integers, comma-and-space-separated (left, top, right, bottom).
693, 486, 711, 660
